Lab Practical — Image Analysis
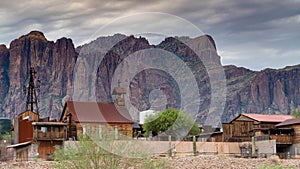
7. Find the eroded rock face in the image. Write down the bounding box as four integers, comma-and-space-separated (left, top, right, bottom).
94, 35, 224, 123
0, 45, 9, 108
223, 65, 300, 122
0, 31, 77, 118
0, 31, 299, 123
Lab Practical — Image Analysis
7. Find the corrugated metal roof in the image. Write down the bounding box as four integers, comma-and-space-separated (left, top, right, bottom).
32, 122, 67, 126
242, 113, 293, 122
66, 101, 133, 123
276, 118, 300, 127
6, 141, 31, 148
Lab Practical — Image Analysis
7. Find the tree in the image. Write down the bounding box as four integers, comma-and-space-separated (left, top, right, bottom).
142, 108, 200, 138
292, 107, 300, 118
0, 125, 8, 140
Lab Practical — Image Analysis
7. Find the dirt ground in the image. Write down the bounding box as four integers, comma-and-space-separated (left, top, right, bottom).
170, 155, 300, 169
1, 155, 300, 169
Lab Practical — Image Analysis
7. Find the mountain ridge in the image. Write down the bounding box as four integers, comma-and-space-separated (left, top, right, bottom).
0, 31, 299, 123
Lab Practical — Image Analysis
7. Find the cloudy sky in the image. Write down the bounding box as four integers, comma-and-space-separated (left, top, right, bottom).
0, 0, 300, 70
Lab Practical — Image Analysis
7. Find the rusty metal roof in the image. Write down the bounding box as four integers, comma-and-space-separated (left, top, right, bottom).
6, 141, 31, 148
65, 101, 133, 123
242, 113, 293, 123
276, 118, 300, 127
32, 122, 67, 126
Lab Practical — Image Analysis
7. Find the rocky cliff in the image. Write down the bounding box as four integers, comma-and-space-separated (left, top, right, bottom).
223, 65, 300, 122
0, 45, 10, 105
92, 34, 223, 123
0, 31, 77, 118
0, 31, 299, 123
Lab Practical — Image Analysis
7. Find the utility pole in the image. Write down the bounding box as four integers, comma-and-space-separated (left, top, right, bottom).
23, 67, 40, 115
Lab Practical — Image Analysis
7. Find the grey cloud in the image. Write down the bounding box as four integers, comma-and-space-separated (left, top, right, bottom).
0, 0, 299, 70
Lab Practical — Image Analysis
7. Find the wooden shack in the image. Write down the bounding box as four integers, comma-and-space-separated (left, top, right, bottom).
112, 86, 126, 106
275, 118, 300, 158
6, 141, 38, 161
222, 113, 293, 142
12, 110, 39, 144
60, 101, 133, 140
18, 110, 39, 122
276, 118, 300, 144
198, 125, 223, 142
32, 122, 67, 159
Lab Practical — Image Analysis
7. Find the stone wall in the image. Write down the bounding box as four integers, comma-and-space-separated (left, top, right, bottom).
255, 140, 276, 158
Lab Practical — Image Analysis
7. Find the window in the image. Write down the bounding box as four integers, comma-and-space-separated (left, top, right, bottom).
41, 127, 47, 133
40, 126, 50, 133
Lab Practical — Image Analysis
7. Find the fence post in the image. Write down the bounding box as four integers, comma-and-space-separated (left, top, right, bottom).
114, 126, 119, 140
252, 136, 255, 156
82, 124, 86, 135
168, 135, 172, 157
99, 125, 102, 140
193, 136, 197, 156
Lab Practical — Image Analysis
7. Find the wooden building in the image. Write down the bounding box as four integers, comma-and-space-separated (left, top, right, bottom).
276, 118, 300, 144
198, 132, 223, 142
18, 110, 39, 122
60, 101, 133, 140
222, 113, 293, 142
32, 122, 67, 159
7, 67, 66, 160
198, 125, 223, 142
12, 110, 39, 144
6, 141, 38, 161
10, 110, 67, 160
274, 118, 300, 158
112, 86, 126, 106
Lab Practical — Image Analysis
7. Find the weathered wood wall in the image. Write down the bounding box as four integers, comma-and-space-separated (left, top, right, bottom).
222, 115, 281, 142
74, 122, 133, 139
18, 119, 33, 143
38, 141, 63, 159
18, 110, 39, 121
291, 124, 300, 144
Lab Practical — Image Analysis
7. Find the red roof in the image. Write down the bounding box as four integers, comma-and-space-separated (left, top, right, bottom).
276, 118, 300, 127
64, 101, 133, 123
242, 113, 293, 123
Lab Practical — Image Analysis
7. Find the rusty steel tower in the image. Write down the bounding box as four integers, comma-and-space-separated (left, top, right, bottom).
23, 67, 40, 114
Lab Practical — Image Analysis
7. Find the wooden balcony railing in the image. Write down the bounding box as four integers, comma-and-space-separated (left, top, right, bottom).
270, 135, 292, 144
254, 135, 269, 141
254, 134, 292, 144
34, 131, 65, 140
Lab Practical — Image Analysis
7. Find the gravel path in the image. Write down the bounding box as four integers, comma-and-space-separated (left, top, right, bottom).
1, 155, 300, 169
170, 155, 300, 169
0, 161, 54, 169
